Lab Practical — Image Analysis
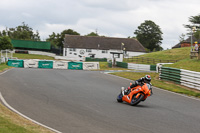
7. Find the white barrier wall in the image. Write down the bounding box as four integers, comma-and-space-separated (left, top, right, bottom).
11, 59, 101, 70
53, 61, 69, 69
83, 62, 100, 70
24, 59, 39, 68
128, 63, 150, 71
180, 69, 200, 90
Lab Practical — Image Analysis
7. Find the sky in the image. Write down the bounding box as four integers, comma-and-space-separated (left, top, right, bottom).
0, 0, 200, 50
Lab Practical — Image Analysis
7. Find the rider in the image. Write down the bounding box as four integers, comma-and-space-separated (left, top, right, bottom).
122, 75, 152, 96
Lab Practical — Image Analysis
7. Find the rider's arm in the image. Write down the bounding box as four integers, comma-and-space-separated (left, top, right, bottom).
137, 78, 144, 83
130, 78, 142, 88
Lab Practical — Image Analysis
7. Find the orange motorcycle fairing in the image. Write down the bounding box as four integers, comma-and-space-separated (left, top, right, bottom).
122, 86, 143, 103
120, 83, 152, 106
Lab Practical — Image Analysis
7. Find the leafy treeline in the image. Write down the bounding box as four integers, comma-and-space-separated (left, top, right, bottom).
0, 22, 101, 50
0, 22, 40, 50
0, 21, 163, 51
1, 14, 200, 51
47, 29, 80, 49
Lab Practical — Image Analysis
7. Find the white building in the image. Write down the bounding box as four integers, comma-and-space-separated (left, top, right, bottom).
63, 35, 146, 62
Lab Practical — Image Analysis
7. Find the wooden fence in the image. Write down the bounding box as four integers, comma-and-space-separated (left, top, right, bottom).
124, 56, 178, 64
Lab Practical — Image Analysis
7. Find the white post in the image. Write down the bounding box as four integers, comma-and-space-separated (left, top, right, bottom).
63, 48, 65, 56
6, 49, 7, 58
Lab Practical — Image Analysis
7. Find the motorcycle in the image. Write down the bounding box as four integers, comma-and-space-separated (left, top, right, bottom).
117, 83, 152, 106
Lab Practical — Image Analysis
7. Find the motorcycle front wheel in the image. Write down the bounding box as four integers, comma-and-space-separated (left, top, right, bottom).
130, 92, 144, 106
117, 93, 123, 102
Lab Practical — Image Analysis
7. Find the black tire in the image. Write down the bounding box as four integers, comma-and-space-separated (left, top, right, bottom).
117, 93, 123, 102
130, 93, 144, 106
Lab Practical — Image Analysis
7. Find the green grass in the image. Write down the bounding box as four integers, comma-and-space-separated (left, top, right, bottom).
13, 53, 54, 60
0, 116, 30, 133
0, 102, 52, 133
111, 72, 200, 98
164, 58, 200, 72
124, 47, 200, 72
140, 47, 191, 60
140, 47, 200, 72
0, 63, 12, 72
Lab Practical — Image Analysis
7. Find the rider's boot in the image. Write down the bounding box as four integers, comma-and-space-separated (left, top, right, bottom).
121, 87, 125, 96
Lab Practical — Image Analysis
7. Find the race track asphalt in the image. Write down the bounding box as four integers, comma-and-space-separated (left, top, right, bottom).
0, 68, 200, 133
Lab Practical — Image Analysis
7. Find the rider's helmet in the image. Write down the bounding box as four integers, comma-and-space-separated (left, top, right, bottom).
144, 75, 151, 83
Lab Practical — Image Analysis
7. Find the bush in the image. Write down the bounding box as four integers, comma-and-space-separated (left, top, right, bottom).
0, 36, 13, 50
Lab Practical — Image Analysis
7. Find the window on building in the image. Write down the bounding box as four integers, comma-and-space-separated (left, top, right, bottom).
114, 54, 120, 58
69, 48, 76, 51
102, 50, 108, 53
86, 49, 92, 52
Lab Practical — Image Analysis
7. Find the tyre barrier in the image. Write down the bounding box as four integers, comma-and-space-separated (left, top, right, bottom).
7, 59, 100, 70
160, 67, 200, 90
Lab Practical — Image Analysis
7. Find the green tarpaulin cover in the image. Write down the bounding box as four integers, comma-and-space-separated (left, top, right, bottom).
68, 62, 83, 70
38, 60, 53, 69
7, 59, 24, 67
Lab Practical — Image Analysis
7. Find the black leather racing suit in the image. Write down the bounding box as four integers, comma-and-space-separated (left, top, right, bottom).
125, 77, 153, 95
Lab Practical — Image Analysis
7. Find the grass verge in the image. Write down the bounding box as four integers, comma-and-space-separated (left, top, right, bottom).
110, 72, 200, 98
140, 47, 191, 60
164, 58, 200, 72
0, 63, 13, 72
0, 102, 52, 133
124, 47, 200, 72
13, 53, 55, 60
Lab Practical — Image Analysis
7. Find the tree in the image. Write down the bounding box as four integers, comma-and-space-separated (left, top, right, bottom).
128, 36, 137, 39
0, 36, 13, 50
184, 14, 200, 29
134, 20, 163, 51
184, 14, 200, 43
194, 30, 200, 40
47, 29, 80, 48
179, 33, 185, 43
85, 32, 99, 36
1, 22, 40, 41
0, 30, 7, 37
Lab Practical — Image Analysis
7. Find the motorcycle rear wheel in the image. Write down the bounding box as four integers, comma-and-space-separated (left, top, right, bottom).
130, 93, 144, 106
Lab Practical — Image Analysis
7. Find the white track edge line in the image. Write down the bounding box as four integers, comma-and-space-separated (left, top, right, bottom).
0, 68, 13, 75
102, 72, 200, 101
0, 92, 62, 133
